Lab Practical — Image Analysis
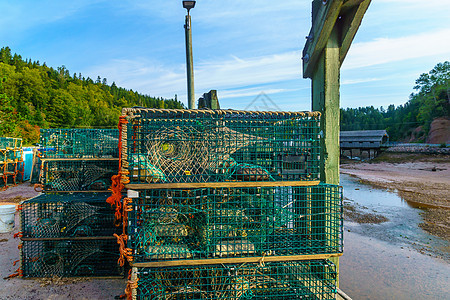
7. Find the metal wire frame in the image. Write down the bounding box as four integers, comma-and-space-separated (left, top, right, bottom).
20, 239, 123, 277
20, 193, 121, 238
0, 138, 24, 189
39, 128, 119, 158
121, 108, 321, 184
38, 159, 119, 191
131, 259, 337, 300
0, 161, 24, 190
0, 136, 22, 150
127, 184, 342, 262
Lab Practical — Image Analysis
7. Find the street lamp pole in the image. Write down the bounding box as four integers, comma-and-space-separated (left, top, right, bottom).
183, 1, 196, 109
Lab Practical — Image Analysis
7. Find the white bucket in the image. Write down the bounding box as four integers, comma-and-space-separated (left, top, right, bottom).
0, 204, 16, 233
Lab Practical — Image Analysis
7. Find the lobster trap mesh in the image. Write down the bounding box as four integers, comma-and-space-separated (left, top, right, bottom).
39, 159, 119, 191
122, 108, 320, 184
132, 260, 336, 300
0, 136, 22, 150
128, 185, 342, 262
0, 137, 23, 189
39, 129, 119, 158
20, 193, 120, 238
21, 239, 123, 277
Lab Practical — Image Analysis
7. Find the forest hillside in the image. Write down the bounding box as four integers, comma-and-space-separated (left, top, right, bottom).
0, 47, 184, 144
0, 46, 448, 144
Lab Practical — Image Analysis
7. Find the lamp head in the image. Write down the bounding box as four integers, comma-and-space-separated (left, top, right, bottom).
183, 1, 196, 13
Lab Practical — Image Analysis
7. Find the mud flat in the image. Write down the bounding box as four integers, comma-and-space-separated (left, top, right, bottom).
340, 152, 450, 242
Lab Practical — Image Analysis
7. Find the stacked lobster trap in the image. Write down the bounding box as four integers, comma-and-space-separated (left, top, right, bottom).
16, 128, 123, 278
113, 108, 343, 300
35, 129, 120, 191
19, 193, 123, 277
0, 137, 24, 190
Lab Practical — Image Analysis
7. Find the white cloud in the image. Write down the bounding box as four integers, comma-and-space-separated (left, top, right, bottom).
0, 1, 103, 35
343, 28, 450, 70
219, 88, 291, 99
86, 51, 304, 101
341, 78, 381, 85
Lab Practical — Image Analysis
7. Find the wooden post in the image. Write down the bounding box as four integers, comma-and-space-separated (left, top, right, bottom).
303, 0, 372, 288
312, 25, 340, 185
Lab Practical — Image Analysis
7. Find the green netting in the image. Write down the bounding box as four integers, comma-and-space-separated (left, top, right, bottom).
132, 260, 336, 300
39, 159, 119, 191
0, 136, 22, 150
0, 161, 23, 189
0, 137, 23, 189
21, 239, 123, 277
128, 184, 342, 262
122, 108, 320, 184
39, 129, 119, 158
20, 193, 120, 238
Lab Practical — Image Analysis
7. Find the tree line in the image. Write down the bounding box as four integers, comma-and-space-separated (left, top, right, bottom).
0, 46, 184, 144
341, 61, 449, 141
0, 46, 448, 144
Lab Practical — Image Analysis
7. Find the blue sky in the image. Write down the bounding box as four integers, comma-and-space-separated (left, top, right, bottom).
1, 0, 449, 111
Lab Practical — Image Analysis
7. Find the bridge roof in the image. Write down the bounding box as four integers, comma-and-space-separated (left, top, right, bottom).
340, 130, 389, 143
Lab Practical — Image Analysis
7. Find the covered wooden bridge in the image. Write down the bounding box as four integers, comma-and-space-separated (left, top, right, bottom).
340, 130, 389, 158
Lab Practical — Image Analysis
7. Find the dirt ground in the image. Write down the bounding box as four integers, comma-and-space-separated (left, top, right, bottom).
340, 152, 450, 242
0, 184, 126, 300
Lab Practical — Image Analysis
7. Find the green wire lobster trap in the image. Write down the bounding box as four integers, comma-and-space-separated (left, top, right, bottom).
20, 193, 121, 238
20, 238, 123, 277
127, 184, 342, 262
39, 129, 119, 158
121, 108, 320, 184
0, 137, 23, 189
130, 260, 336, 300
38, 159, 119, 191
0, 136, 22, 150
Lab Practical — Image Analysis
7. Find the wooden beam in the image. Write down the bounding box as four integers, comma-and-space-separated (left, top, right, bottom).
342, 0, 365, 12
21, 236, 116, 241
311, 25, 341, 284
132, 253, 343, 268
125, 180, 320, 190
312, 27, 340, 185
339, 0, 371, 64
303, 0, 344, 79
40, 158, 119, 161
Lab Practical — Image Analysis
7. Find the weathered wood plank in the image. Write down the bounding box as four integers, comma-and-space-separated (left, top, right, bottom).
303, 0, 344, 78
40, 158, 119, 161
132, 253, 343, 268
340, 0, 371, 64
21, 236, 116, 241
312, 27, 340, 185
125, 180, 320, 190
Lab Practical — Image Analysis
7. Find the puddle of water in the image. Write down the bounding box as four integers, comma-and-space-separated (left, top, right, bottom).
339, 174, 450, 299
341, 174, 448, 255
342, 174, 409, 208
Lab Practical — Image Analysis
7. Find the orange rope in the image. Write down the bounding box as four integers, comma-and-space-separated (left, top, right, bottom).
13, 232, 22, 239
4, 267, 22, 279
114, 197, 134, 266
114, 233, 133, 266
125, 269, 138, 300
34, 184, 44, 192
107, 116, 129, 225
